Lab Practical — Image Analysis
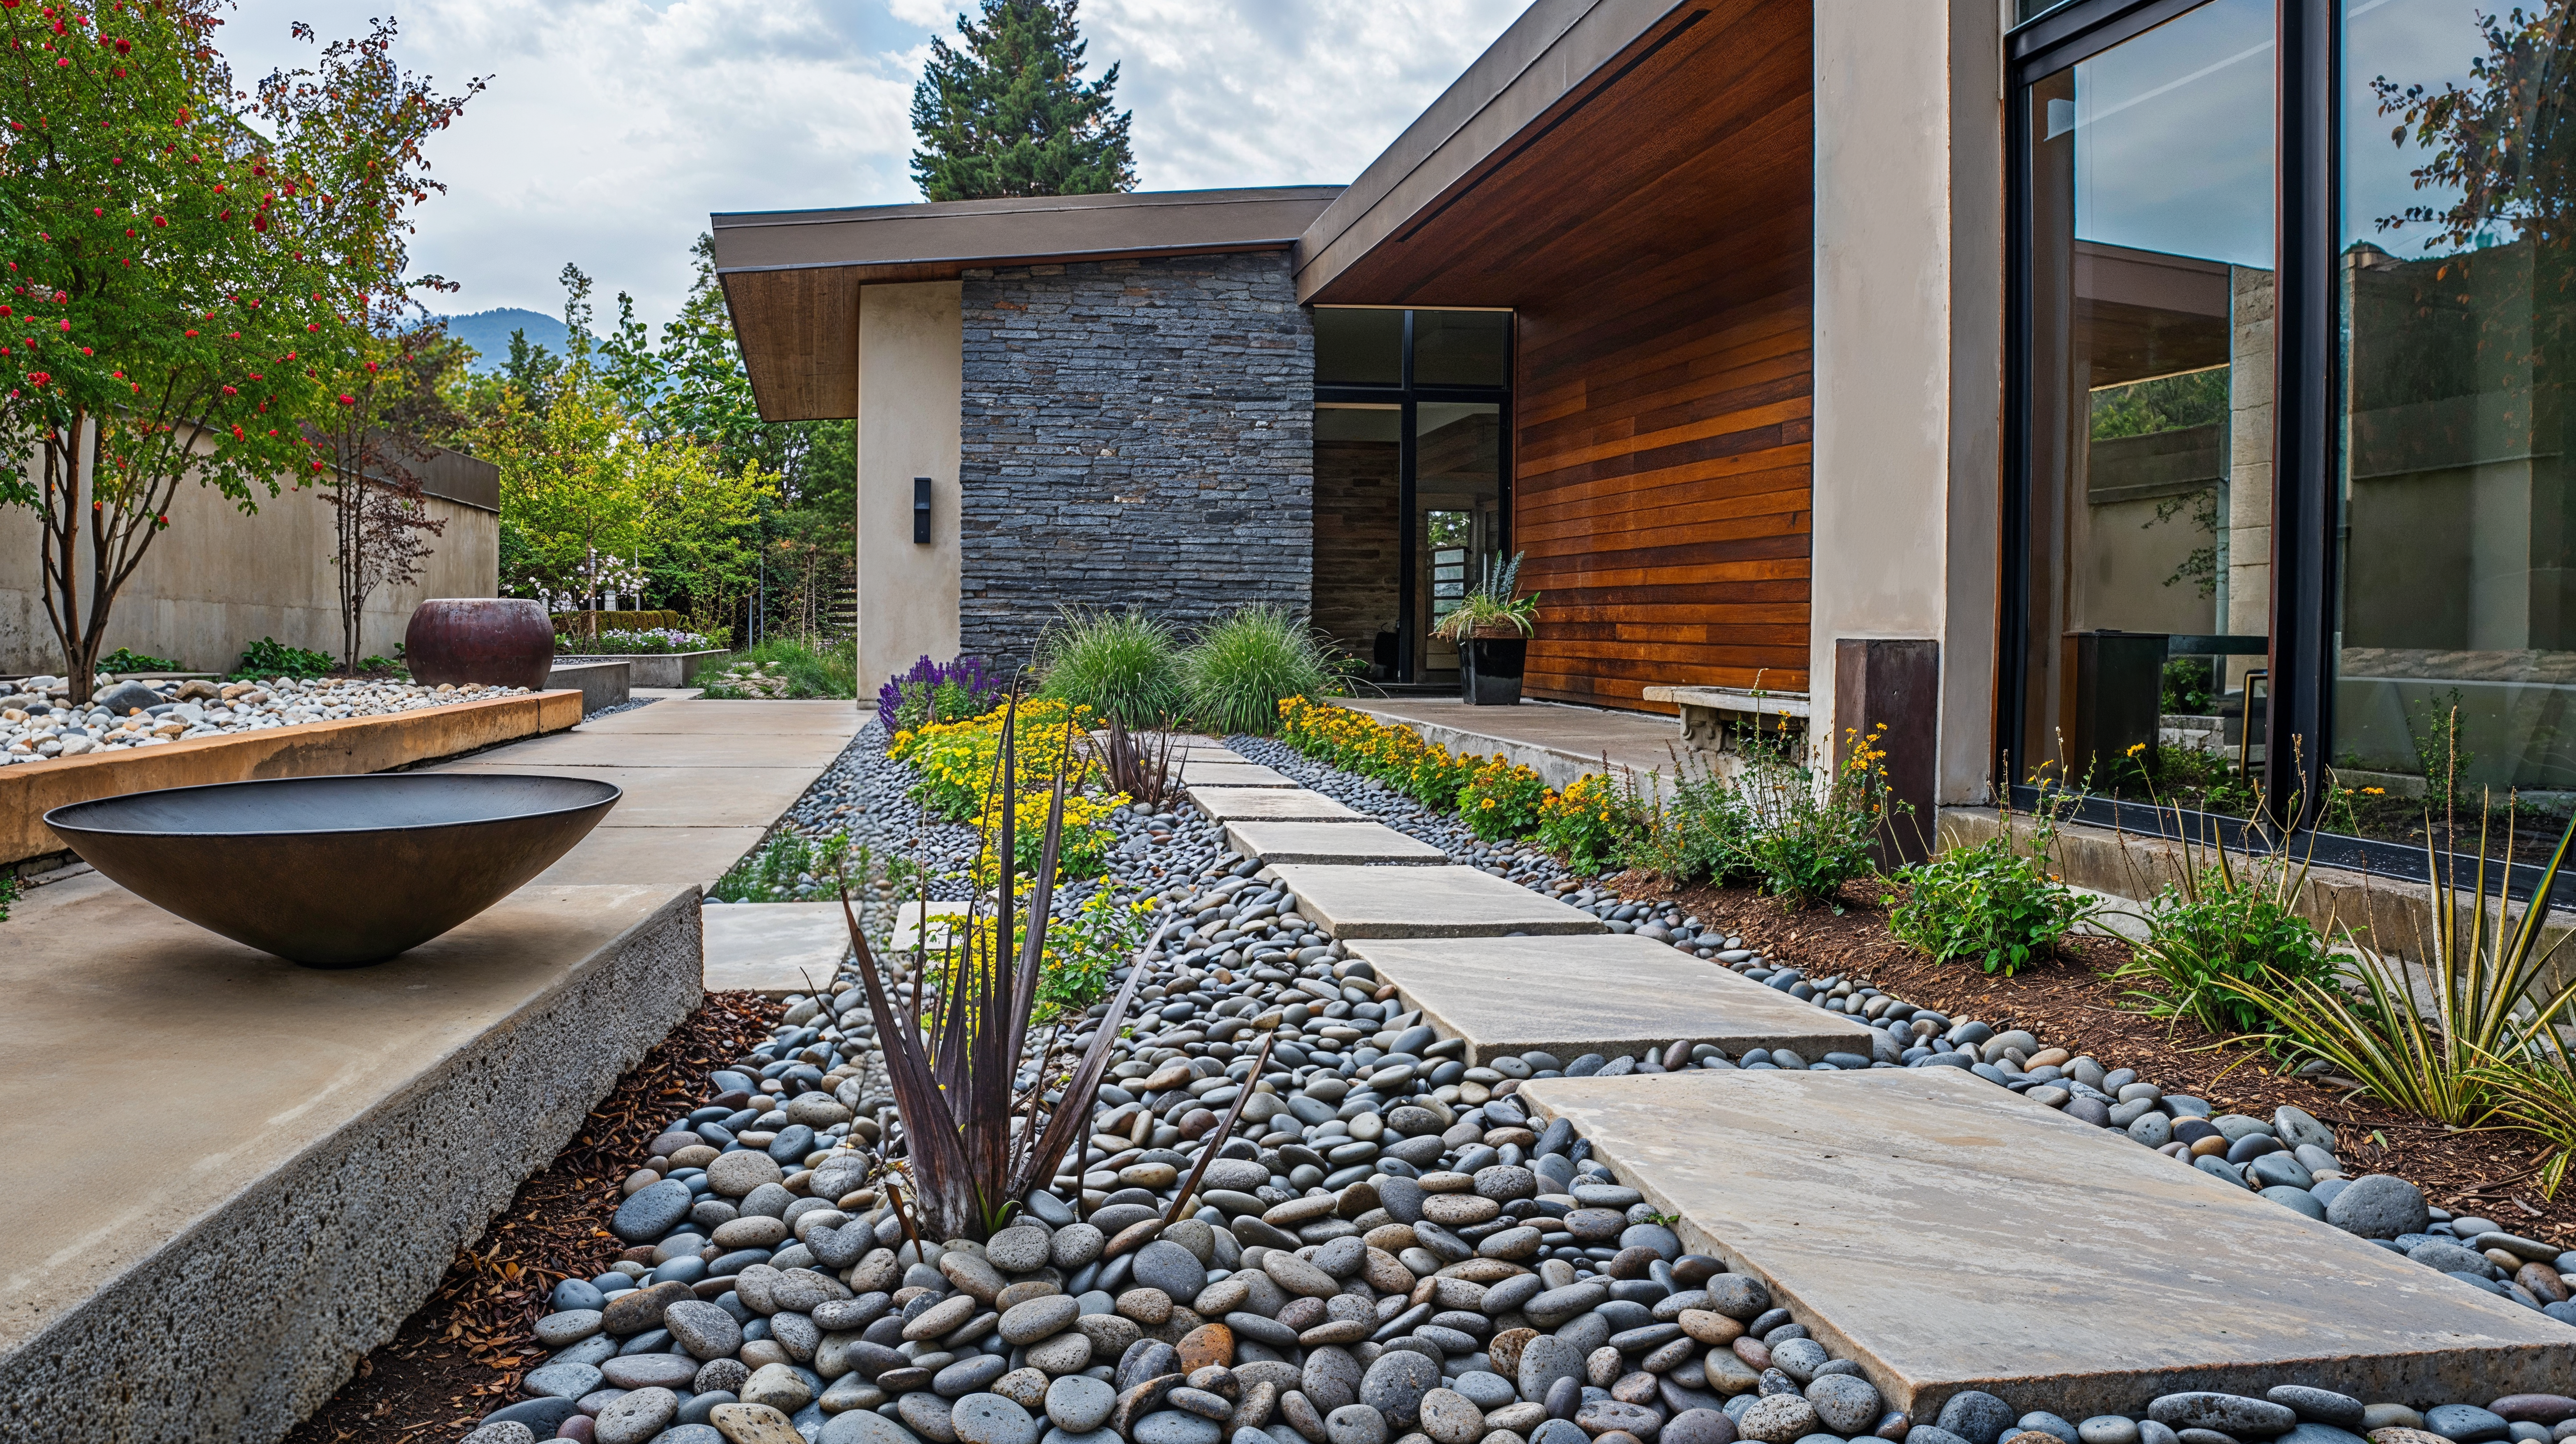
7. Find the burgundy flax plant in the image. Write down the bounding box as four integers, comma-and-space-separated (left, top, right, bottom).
836, 694, 1169, 1240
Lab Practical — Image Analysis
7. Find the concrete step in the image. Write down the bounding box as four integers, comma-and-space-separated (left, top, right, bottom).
1181, 760, 1299, 787
1186, 784, 1368, 822
702, 901, 855, 995
1226, 819, 1449, 866
1269, 862, 1605, 937
0, 872, 702, 1439
1346, 933, 1875, 1066
1518, 1067, 2576, 1419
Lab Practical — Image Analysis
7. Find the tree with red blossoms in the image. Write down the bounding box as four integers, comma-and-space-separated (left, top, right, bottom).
0, 2, 478, 701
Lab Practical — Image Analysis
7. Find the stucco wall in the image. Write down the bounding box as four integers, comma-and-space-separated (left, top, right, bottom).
0, 470, 496, 676
956, 251, 1313, 668
1810, 0, 2004, 804
854, 280, 966, 697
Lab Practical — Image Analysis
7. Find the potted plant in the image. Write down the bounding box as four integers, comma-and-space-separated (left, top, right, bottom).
1434, 552, 1539, 705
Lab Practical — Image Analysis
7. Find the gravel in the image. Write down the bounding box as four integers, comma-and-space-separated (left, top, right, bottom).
469, 724, 2576, 1444
0, 673, 533, 762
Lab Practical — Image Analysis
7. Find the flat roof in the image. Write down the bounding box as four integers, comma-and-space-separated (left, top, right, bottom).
713, 187, 1340, 421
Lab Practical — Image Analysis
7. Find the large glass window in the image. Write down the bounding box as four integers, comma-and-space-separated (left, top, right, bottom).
2333, 0, 2576, 861
2015, 0, 2277, 785
1311, 308, 1512, 684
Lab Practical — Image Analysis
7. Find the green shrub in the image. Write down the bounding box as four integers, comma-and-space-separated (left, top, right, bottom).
1035, 608, 1184, 729
101, 646, 181, 673
1459, 755, 1547, 840
1728, 725, 1905, 910
2229, 798, 2576, 1126
700, 636, 858, 699
1887, 835, 2092, 975
2119, 863, 2332, 1033
713, 828, 853, 902
234, 636, 334, 680
1181, 605, 1336, 735
1611, 757, 1756, 885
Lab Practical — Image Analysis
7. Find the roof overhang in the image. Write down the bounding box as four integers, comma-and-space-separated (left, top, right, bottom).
714, 186, 1342, 422
1292, 0, 1809, 310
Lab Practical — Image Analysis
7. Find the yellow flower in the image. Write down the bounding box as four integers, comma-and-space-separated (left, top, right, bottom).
2126, 742, 2146, 757
2362, 786, 2385, 795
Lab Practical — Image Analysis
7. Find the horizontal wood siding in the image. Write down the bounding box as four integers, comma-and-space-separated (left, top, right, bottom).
1517, 266, 1815, 709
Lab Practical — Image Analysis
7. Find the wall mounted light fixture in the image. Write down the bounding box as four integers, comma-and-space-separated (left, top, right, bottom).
913, 476, 932, 545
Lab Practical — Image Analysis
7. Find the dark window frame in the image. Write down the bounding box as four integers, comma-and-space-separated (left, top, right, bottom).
2000, 0, 2572, 903
1313, 307, 1514, 685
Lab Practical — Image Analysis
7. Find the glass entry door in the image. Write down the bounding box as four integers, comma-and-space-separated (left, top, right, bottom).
1313, 308, 1511, 684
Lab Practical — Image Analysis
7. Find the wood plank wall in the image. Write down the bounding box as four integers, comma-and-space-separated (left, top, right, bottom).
1514, 221, 1815, 709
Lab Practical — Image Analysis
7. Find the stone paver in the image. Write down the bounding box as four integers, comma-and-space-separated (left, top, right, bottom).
1180, 759, 1298, 787
0, 871, 699, 1438
1268, 863, 1604, 937
1520, 1067, 2576, 1417
703, 902, 853, 995
1226, 820, 1448, 865
1185, 784, 1366, 822
1347, 934, 1874, 1065
891, 899, 973, 950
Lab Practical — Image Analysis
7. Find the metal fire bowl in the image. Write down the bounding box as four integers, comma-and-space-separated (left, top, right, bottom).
46, 774, 621, 968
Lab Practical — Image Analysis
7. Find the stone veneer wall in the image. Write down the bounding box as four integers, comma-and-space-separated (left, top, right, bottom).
958, 253, 1313, 666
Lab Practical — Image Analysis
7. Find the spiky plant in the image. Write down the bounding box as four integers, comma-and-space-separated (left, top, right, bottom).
837, 696, 1164, 1240
1097, 710, 1180, 809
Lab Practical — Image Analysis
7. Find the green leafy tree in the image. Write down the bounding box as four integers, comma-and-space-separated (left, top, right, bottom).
0, 4, 475, 701
489, 266, 774, 626
910, 0, 1135, 202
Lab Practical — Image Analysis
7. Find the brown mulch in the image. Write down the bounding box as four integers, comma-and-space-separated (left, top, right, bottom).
1612, 872, 2576, 1246
282, 991, 784, 1444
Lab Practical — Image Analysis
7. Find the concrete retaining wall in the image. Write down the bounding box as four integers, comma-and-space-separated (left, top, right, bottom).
566, 650, 722, 688
0, 687, 584, 866
547, 659, 632, 713
0, 475, 498, 677
0, 882, 702, 1444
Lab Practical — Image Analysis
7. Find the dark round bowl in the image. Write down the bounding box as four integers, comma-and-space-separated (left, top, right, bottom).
46, 774, 621, 967
407, 597, 556, 690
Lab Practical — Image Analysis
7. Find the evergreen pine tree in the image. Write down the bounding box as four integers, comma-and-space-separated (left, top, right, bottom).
910, 0, 1136, 201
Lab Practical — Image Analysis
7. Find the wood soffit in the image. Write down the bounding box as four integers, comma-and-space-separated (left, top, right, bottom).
1294, 0, 1813, 309
714, 188, 1339, 422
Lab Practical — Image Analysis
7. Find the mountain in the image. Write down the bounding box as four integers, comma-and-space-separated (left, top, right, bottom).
436, 308, 573, 371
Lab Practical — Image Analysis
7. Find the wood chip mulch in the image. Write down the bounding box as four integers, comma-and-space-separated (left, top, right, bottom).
1614, 871, 2576, 1246
281, 989, 784, 1444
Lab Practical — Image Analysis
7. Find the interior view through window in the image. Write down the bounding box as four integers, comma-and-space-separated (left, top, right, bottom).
2016, 0, 2575, 864
1311, 307, 1510, 686
2018, 0, 2278, 798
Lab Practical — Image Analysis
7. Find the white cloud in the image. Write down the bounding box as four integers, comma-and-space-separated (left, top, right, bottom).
213, 0, 1528, 331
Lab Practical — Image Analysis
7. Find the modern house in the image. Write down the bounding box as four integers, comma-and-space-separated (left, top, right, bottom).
715, 0, 2571, 868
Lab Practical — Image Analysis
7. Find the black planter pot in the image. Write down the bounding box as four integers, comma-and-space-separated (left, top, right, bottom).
1462, 636, 1528, 705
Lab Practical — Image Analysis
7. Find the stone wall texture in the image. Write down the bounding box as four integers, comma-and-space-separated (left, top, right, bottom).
958, 253, 1313, 666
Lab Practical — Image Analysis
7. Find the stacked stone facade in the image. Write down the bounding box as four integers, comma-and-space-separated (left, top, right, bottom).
957, 252, 1314, 667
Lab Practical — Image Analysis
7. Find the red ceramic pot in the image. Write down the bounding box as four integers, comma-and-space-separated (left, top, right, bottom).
406, 599, 556, 691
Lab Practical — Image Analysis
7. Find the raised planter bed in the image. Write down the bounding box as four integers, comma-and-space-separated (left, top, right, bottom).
555, 650, 723, 688
0, 687, 584, 867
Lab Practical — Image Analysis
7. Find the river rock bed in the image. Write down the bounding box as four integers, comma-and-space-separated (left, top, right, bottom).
1221, 737, 2576, 1312
0, 672, 530, 762
465, 731, 2576, 1444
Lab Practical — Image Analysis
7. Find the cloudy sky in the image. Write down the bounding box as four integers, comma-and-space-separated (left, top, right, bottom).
214, 0, 1529, 334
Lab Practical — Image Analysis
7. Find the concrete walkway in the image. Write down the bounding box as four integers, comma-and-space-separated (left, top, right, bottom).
1340, 695, 1682, 789
426, 697, 861, 892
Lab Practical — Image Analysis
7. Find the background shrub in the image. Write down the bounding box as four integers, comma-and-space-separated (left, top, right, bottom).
1035, 608, 1184, 729
2117, 863, 2333, 1033
1182, 605, 1336, 735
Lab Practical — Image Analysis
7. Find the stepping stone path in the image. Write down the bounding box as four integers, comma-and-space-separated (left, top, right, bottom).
471, 722, 2576, 1444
